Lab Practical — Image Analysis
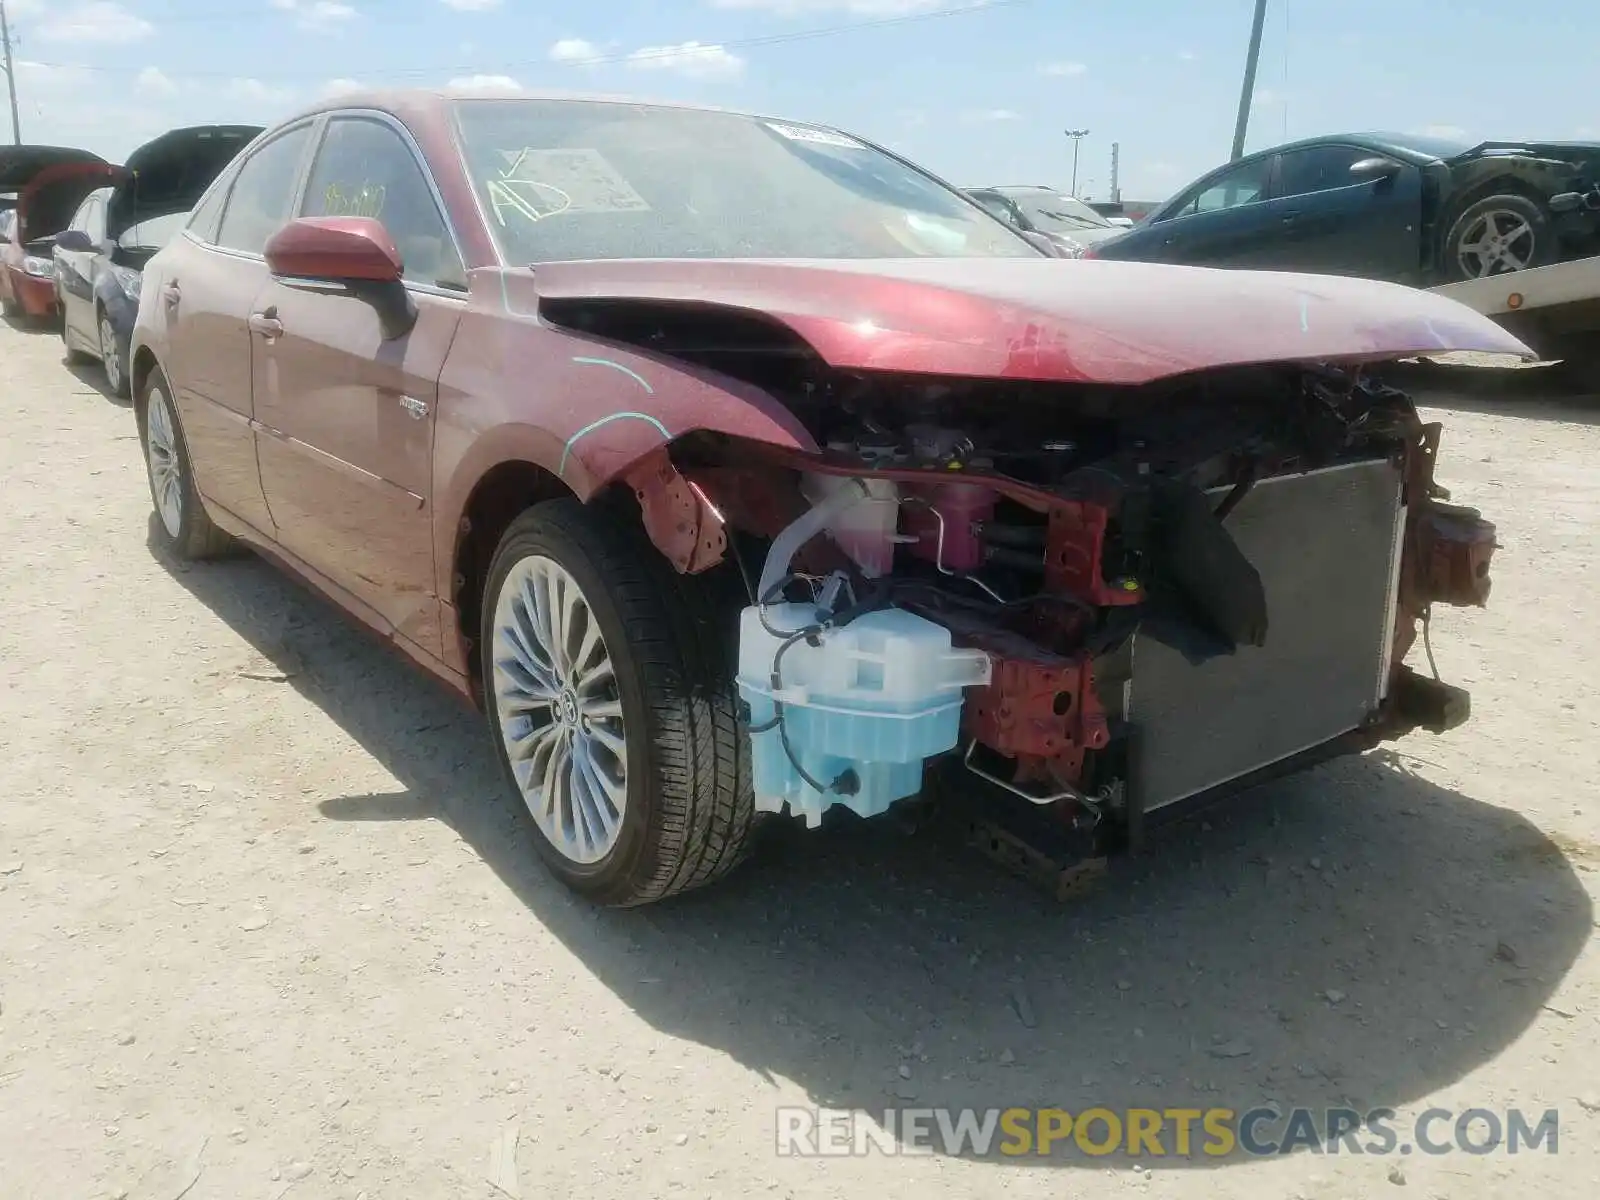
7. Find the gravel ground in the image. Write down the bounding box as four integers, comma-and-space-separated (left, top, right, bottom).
2, 318, 1598, 1200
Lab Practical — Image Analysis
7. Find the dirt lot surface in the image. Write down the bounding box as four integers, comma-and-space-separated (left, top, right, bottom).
2, 320, 1599, 1200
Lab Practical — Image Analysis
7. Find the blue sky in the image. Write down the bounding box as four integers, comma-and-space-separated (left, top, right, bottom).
6, 0, 1598, 201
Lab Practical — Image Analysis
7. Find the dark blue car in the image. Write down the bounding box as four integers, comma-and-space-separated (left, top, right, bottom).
1088, 132, 1600, 286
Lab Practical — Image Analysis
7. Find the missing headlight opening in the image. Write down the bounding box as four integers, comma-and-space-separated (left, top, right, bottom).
603, 336, 1497, 879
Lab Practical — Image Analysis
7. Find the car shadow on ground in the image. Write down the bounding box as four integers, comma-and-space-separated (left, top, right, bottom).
64, 359, 127, 405
154, 527, 1594, 1172
1, 310, 54, 334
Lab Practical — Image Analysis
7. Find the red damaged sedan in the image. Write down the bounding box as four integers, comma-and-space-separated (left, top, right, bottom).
129, 90, 1522, 906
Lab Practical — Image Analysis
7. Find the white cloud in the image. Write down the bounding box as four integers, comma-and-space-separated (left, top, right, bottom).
1041, 60, 1087, 77
626, 41, 745, 80
321, 78, 365, 98
34, 2, 154, 44
709, 0, 947, 13
134, 66, 178, 98
448, 74, 524, 92
1178, 49, 1197, 61
439, 0, 501, 9
962, 108, 1020, 124
228, 77, 297, 106
268, 0, 357, 30
549, 38, 601, 63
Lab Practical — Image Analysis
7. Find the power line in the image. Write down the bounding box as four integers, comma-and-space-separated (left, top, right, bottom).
22, 0, 1029, 82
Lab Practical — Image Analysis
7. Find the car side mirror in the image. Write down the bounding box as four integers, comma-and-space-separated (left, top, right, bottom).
1549, 191, 1584, 214
264, 216, 416, 340
54, 229, 97, 253
1349, 156, 1402, 183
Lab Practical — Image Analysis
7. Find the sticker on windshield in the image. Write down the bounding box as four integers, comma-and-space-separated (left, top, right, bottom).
762, 121, 864, 150
483, 147, 650, 227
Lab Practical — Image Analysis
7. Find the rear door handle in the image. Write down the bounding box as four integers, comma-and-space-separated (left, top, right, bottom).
161, 282, 181, 308
248, 310, 284, 339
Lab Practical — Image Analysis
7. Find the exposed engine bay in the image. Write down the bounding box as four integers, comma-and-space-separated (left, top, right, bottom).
614, 353, 1497, 854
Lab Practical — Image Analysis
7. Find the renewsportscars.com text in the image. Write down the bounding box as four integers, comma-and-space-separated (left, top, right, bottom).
775, 1105, 1561, 1159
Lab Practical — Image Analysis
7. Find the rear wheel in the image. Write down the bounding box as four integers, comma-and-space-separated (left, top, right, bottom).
1444, 194, 1552, 281
480, 498, 757, 906
138, 366, 235, 560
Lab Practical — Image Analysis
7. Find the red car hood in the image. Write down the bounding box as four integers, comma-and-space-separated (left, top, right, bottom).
532, 257, 1533, 386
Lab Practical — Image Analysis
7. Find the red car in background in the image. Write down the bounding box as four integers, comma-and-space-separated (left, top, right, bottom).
0, 145, 116, 322
129, 89, 1521, 907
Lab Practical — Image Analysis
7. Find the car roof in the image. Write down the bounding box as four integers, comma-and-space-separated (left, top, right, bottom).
284, 86, 804, 130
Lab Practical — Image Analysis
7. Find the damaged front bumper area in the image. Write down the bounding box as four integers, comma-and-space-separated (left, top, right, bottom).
626, 364, 1498, 848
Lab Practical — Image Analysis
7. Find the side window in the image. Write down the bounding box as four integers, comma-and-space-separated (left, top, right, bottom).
84, 196, 108, 244
68, 194, 98, 234
186, 180, 230, 244
216, 124, 315, 256
300, 117, 466, 289
1168, 158, 1272, 219
1275, 146, 1373, 199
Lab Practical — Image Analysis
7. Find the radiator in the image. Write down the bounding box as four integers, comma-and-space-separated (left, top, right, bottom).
1129, 457, 1407, 812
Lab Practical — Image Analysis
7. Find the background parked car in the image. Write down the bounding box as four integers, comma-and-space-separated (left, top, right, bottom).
1088, 132, 1600, 284
54, 125, 260, 396
965, 184, 1127, 255
0, 145, 114, 322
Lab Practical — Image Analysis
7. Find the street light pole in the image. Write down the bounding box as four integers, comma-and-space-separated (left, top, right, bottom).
0, 0, 21, 145
1064, 128, 1089, 196
1230, 0, 1268, 161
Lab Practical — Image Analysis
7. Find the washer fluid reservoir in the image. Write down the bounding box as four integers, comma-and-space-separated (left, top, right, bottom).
736, 603, 992, 828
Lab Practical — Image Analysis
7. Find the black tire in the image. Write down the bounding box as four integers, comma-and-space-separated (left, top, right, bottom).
96, 307, 130, 398
1, 294, 18, 319
136, 364, 235, 560
1443, 193, 1553, 282
480, 498, 757, 906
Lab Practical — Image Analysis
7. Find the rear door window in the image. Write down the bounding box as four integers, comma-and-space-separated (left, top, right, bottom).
216, 124, 315, 256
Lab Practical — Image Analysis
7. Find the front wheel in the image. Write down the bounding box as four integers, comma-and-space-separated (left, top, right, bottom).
1444, 194, 1553, 281
137, 366, 235, 560
480, 498, 757, 906
99, 311, 129, 397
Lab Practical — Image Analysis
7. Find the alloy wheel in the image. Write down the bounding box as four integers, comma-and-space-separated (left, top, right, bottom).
145, 385, 184, 538
100, 316, 123, 394
1456, 208, 1536, 277
490, 554, 629, 865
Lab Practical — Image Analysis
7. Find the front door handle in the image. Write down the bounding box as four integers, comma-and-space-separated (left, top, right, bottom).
248, 310, 284, 339
161, 282, 181, 309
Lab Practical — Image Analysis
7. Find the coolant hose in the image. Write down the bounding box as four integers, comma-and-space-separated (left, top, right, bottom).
757, 477, 870, 605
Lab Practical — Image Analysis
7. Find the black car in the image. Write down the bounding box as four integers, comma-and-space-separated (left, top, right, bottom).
1089, 132, 1600, 285
53, 125, 260, 396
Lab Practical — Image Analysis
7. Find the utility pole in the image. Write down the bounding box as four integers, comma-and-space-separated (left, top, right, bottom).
1110, 141, 1121, 204
1229, 0, 1268, 161
1064, 128, 1089, 196
0, 0, 21, 145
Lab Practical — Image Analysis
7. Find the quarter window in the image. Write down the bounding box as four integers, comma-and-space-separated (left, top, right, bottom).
186, 180, 229, 244
300, 117, 465, 289
216, 124, 315, 255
